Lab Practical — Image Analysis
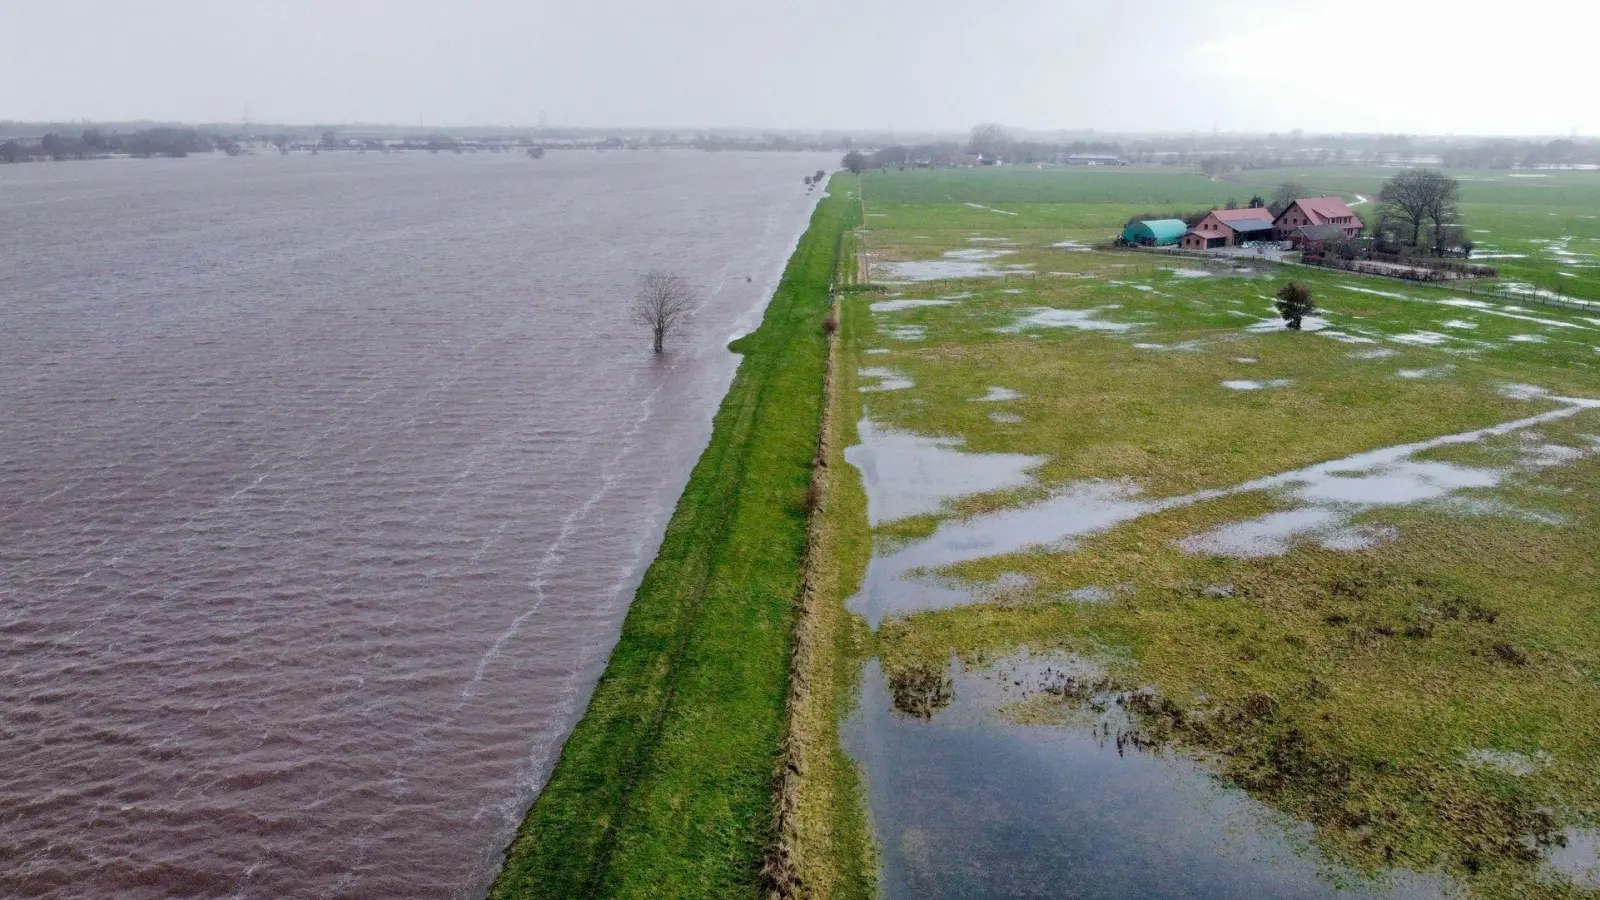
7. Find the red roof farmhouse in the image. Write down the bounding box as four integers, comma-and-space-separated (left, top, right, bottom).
1273, 196, 1364, 239
1179, 207, 1276, 250
1178, 196, 1366, 251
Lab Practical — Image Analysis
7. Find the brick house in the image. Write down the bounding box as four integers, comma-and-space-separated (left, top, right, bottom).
1273, 196, 1364, 240
1179, 207, 1276, 250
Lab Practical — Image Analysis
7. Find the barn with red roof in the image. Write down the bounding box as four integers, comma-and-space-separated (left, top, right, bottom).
1179, 207, 1277, 250
1273, 196, 1364, 240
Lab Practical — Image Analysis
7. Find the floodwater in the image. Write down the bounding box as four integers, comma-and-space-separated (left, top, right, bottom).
0, 148, 831, 898
844, 654, 1451, 900
847, 394, 1600, 622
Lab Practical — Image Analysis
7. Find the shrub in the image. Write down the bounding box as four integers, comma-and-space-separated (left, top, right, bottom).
1274, 281, 1316, 330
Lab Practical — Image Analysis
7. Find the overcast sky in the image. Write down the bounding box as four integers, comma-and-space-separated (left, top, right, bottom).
2, 0, 1593, 136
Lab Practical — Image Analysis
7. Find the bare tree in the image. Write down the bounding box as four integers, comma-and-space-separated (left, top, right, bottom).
1378, 168, 1460, 249
1269, 181, 1308, 216
967, 123, 1012, 159
631, 272, 696, 353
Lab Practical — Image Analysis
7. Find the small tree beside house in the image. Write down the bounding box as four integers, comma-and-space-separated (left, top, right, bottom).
1275, 281, 1315, 331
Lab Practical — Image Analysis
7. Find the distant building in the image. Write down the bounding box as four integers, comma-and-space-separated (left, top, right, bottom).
1066, 154, 1127, 166
1180, 208, 1276, 250
1122, 219, 1188, 247
1273, 197, 1364, 240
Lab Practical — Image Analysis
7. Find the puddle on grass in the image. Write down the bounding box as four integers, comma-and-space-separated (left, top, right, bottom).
845, 418, 1046, 526
860, 368, 915, 392
1051, 240, 1093, 252
1177, 399, 1600, 559
1547, 828, 1600, 890
1391, 331, 1453, 346
846, 395, 1600, 623
1509, 334, 1549, 344
1221, 378, 1292, 391
963, 202, 1019, 216
973, 386, 1023, 402
989, 411, 1023, 424
885, 325, 926, 341
880, 258, 1034, 282
1247, 315, 1330, 334
1440, 319, 1479, 330
844, 654, 1452, 900
1351, 347, 1400, 360
1322, 331, 1381, 345
1396, 366, 1454, 379
943, 247, 1017, 261
871, 297, 960, 313
1462, 747, 1552, 777
996, 307, 1138, 334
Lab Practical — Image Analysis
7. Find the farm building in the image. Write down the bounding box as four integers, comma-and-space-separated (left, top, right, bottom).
1286, 223, 1348, 250
1066, 154, 1127, 166
1274, 196, 1364, 239
1122, 219, 1188, 246
1180, 208, 1276, 250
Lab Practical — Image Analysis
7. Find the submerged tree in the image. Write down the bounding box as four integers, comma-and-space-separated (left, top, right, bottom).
1275, 281, 1316, 331
841, 150, 866, 174
631, 271, 696, 354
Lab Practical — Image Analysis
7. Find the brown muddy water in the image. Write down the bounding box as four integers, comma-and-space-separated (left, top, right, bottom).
0, 149, 830, 898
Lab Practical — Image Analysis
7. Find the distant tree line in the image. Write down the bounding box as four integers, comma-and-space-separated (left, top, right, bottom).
1, 127, 216, 162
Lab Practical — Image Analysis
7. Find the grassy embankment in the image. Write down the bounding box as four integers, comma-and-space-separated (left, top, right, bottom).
841, 165, 1600, 898
765, 199, 878, 900
491, 184, 860, 899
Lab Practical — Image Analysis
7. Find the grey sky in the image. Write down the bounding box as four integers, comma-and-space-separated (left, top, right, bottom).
2, 0, 1594, 135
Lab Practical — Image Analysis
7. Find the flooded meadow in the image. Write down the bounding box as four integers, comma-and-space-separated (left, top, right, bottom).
826, 168, 1600, 899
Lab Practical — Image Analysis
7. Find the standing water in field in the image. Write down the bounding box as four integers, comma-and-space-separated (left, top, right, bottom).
0, 150, 832, 899
844, 654, 1452, 900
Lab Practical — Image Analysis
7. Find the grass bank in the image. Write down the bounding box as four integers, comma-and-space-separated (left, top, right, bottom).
491, 183, 859, 899
763, 225, 878, 900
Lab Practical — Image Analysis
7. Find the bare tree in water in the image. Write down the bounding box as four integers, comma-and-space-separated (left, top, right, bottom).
631, 272, 696, 353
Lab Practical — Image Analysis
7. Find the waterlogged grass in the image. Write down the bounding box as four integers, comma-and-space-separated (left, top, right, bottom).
841, 166, 1600, 898
490, 188, 859, 899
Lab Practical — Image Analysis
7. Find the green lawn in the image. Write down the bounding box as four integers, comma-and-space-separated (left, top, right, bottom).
834, 165, 1600, 899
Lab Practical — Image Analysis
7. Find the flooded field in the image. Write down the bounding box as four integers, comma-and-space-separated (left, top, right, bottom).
827, 168, 1600, 899
0, 149, 830, 898
845, 654, 1451, 900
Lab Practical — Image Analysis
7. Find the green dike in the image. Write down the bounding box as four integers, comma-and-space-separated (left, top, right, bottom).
491, 184, 861, 899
